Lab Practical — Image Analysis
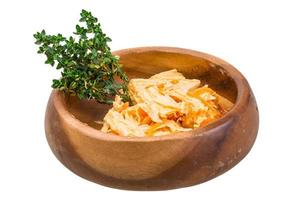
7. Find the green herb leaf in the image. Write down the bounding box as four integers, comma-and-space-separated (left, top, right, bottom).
34, 9, 131, 104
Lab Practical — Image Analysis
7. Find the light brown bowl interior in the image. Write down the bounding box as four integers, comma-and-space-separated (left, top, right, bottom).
63, 47, 244, 140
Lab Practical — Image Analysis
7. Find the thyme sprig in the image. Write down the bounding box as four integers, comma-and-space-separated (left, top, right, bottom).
34, 9, 130, 104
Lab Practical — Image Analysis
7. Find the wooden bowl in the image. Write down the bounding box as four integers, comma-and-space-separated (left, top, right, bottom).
45, 47, 259, 190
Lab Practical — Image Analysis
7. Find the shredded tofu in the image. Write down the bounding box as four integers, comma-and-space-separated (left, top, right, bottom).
101, 69, 228, 137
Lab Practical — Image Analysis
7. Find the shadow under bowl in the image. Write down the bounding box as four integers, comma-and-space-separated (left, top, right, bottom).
45, 47, 259, 190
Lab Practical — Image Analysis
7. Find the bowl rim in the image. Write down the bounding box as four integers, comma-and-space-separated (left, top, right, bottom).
51, 46, 250, 142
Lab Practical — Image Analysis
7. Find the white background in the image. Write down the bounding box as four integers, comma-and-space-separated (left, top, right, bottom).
0, 0, 299, 199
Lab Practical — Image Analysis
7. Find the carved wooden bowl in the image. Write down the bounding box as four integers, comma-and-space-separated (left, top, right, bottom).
45, 47, 259, 190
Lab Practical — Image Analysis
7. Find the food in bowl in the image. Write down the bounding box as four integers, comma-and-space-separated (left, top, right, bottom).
44, 47, 259, 190
101, 69, 233, 137
37, 9, 258, 191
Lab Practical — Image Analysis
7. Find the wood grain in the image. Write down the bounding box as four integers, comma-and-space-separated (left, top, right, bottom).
44, 47, 259, 190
